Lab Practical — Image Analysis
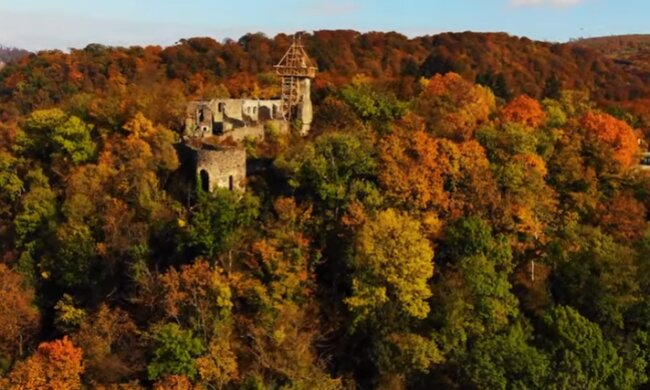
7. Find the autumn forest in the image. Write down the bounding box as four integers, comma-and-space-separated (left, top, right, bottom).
2, 30, 650, 389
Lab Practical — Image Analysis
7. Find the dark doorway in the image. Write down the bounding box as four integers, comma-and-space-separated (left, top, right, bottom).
200, 170, 210, 192
259, 105, 271, 121
229, 175, 234, 191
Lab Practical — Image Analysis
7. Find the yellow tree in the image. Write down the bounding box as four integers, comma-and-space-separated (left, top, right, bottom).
346, 208, 434, 323
415, 72, 495, 141
346, 208, 442, 381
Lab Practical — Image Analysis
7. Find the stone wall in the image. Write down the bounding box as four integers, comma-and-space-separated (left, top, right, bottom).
297, 78, 313, 135
189, 144, 246, 192
185, 94, 313, 140
185, 98, 284, 139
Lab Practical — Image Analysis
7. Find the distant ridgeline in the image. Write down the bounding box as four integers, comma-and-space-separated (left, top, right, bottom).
2, 31, 650, 108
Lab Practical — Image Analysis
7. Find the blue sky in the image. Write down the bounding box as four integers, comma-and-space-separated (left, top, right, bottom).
0, 0, 647, 51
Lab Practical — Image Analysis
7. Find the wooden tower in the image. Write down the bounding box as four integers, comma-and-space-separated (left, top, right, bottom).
274, 36, 317, 121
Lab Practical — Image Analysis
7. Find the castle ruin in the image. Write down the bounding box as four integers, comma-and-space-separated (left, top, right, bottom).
181, 36, 317, 192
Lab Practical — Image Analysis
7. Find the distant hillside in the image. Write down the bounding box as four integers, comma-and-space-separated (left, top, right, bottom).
0, 45, 29, 64
571, 35, 650, 75
415, 32, 650, 102
1, 31, 650, 123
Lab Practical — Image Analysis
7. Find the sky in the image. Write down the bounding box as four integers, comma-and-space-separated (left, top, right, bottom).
0, 0, 647, 51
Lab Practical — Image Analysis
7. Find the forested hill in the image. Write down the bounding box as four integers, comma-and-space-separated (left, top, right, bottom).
4, 30, 650, 389
571, 34, 650, 74
2, 31, 650, 129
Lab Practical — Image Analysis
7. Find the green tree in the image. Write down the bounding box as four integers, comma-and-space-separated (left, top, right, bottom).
338, 79, 407, 134
552, 226, 640, 329
45, 222, 97, 288
463, 324, 550, 390
14, 169, 57, 246
431, 217, 518, 360
0, 151, 22, 204
275, 132, 378, 225
17, 108, 95, 165
541, 305, 643, 389
147, 323, 205, 381
181, 189, 259, 262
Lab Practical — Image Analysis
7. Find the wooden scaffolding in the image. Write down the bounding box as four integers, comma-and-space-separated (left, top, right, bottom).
274, 36, 317, 121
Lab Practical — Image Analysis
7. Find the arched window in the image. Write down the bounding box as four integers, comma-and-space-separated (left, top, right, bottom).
200, 170, 210, 192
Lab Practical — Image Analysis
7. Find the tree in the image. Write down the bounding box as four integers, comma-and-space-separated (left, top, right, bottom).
415, 72, 495, 141
500, 95, 547, 128
0, 151, 22, 204
552, 226, 640, 329
581, 111, 639, 170
180, 190, 259, 263
13, 169, 57, 246
598, 192, 647, 242
45, 222, 97, 288
230, 198, 341, 389
477, 122, 557, 240
0, 264, 39, 358
147, 323, 204, 381
463, 324, 550, 390
541, 306, 643, 389
16, 108, 95, 165
338, 79, 407, 133
378, 117, 450, 213
159, 260, 233, 343
346, 208, 434, 324
152, 375, 193, 390
432, 217, 518, 359
196, 335, 239, 389
1, 336, 84, 390
379, 117, 501, 221
275, 132, 378, 224
73, 305, 141, 385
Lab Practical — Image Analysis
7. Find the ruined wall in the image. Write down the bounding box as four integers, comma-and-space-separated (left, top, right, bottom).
190, 144, 246, 192
297, 78, 313, 135
214, 120, 290, 142
185, 98, 284, 139
185, 102, 215, 138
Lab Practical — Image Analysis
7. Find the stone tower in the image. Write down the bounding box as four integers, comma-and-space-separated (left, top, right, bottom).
274, 36, 317, 135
